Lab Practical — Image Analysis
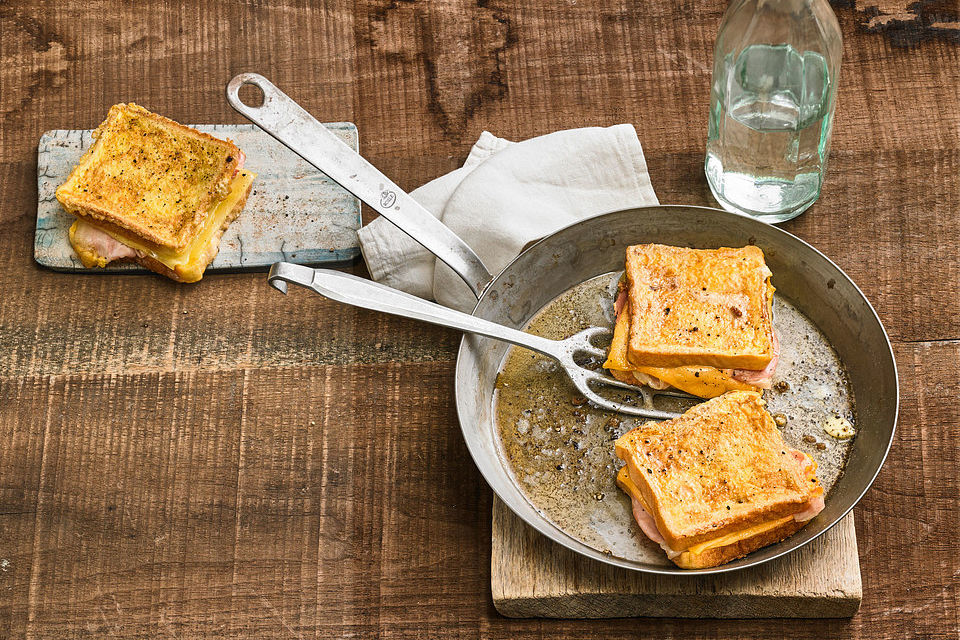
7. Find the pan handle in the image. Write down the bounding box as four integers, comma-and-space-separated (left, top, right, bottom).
267, 262, 560, 357
226, 73, 493, 299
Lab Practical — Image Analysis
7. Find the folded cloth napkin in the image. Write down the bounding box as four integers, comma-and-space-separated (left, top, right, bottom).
357, 125, 659, 312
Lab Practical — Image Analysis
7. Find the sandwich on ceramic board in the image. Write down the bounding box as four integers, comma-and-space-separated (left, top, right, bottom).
614, 390, 824, 569
56, 103, 255, 283
603, 243, 779, 399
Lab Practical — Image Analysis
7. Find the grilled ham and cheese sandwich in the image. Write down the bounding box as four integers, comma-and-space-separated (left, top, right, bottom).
56, 103, 255, 283
614, 391, 824, 569
603, 244, 779, 399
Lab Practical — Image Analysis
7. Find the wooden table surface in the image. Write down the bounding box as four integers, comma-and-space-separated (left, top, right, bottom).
1, 1, 958, 638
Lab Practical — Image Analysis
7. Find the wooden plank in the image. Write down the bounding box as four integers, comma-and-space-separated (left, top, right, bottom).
0, 362, 484, 638
0, 241, 460, 379
492, 504, 860, 619
35, 123, 361, 272
3, 1, 955, 191
843, 0, 960, 47
0, 147, 955, 382
0, 0, 959, 638
1, 341, 956, 637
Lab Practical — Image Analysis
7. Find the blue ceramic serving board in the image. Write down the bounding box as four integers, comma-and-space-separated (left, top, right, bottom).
35, 123, 361, 273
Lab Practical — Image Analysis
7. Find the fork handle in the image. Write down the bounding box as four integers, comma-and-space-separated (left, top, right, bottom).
268, 263, 561, 357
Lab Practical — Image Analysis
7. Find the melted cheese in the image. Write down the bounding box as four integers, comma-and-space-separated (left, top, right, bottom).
70, 171, 254, 282
603, 305, 757, 399
684, 516, 794, 555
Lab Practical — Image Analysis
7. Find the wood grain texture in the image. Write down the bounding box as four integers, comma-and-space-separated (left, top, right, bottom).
1, 0, 958, 637
492, 505, 860, 618
843, 0, 960, 46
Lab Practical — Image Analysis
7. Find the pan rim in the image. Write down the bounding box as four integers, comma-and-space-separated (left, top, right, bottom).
455, 204, 899, 575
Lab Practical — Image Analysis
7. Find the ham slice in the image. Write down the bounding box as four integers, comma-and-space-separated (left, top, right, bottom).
71, 220, 139, 264
629, 370, 672, 390
630, 497, 665, 544
793, 494, 825, 522
614, 286, 628, 317
630, 496, 681, 558
731, 330, 780, 388
786, 449, 825, 522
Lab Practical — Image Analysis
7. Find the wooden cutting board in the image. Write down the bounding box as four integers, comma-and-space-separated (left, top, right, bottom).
492, 497, 861, 618
35, 123, 361, 273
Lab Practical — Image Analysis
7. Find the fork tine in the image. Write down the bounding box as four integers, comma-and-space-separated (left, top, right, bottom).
577, 325, 612, 337
652, 388, 702, 400
558, 326, 697, 418
576, 346, 609, 359
582, 363, 700, 401
565, 368, 682, 419
578, 384, 681, 419
570, 326, 612, 346
580, 369, 642, 391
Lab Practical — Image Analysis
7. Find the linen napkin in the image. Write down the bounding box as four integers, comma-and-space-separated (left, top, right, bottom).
357, 125, 659, 312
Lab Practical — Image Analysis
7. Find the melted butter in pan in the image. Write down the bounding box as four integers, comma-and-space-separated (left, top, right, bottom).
493, 272, 856, 561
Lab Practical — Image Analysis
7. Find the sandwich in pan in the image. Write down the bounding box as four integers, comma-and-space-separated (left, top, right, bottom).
604, 244, 779, 399
615, 391, 824, 569
56, 103, 255, 283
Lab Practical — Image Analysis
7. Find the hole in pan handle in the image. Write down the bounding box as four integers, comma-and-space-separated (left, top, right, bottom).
225, 73, 493, 299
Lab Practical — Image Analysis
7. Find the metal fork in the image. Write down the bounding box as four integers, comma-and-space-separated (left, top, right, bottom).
267, 262, 685, 419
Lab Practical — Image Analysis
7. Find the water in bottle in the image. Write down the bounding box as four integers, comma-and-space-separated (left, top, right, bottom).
705, 0, 842, 222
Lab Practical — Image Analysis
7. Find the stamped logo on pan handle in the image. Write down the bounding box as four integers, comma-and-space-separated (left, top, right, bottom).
380, 190, 397, 208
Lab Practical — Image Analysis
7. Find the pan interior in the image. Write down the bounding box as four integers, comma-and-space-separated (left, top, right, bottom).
492, 272, 855, 564
455, 205, 897, 574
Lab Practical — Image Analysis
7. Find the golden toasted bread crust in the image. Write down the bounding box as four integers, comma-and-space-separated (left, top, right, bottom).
670, 517, 807, 569
69, 177, 252, 283
55, 103, 241, 252
614, 391, 818, 552
624, 244, 775, 370
604, 294, 761, 399
615, 465, 808, 569
133, 175, 251, 282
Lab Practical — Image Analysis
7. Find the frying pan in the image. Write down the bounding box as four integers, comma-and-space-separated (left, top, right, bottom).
227, 73, 898, 575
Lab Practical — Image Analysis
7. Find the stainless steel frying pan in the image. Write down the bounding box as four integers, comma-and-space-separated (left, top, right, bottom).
227, 73, 898, 575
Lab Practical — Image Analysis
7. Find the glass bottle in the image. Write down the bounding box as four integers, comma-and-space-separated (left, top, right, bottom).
705, 0, 842, 223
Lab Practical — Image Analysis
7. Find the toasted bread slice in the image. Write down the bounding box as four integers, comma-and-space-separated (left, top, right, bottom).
68, 170, 254, 283
671, 516, 805, 569
56, 103, 242, 253
614, 391, 822, 554
603, 297, 760, 398
616, 466, 807, 569
624, 244, 775, 370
